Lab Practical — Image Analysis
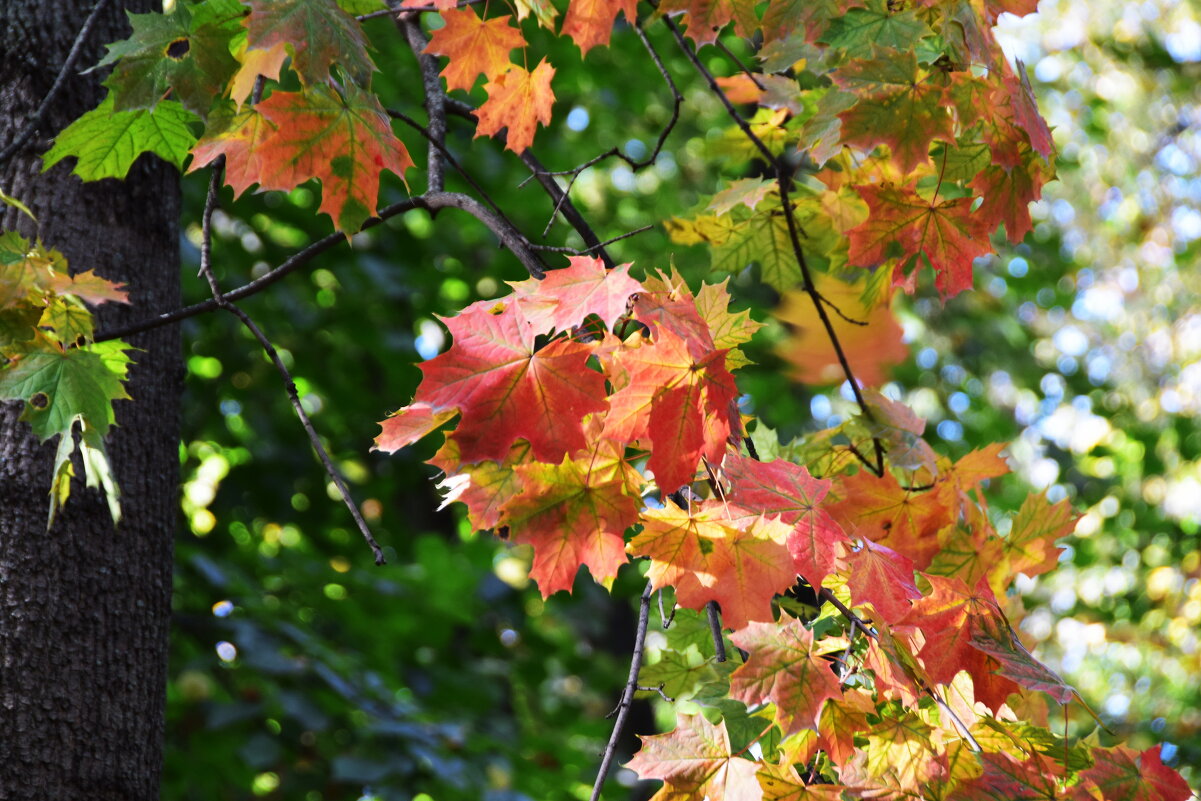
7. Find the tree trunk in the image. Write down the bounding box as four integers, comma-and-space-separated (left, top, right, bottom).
0, 2, 181, 800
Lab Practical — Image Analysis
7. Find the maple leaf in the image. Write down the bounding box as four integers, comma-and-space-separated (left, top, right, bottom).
628, 500, 798, 630
946, 750, 1059, 801
860, 389, 938, 474
474, 59, 555, 154
758, 759, 846, 801
400, 301, 608, 463
859, 709, 943, 792
728, 618, 843, 736
431, 438, 531, 530
694, 278, 763, 371
424, 8, 526, 92
817, 690, 875, 766
836, 51, 955, 174
243, 0, 374, 88
506, 255, 641, 334
1003, 64, 1055, 160
229, 41, 288, 108
968, 607, 1075, 704
894, 575, 1021, 710
561, 0, 639, 55
251, 84, 413, 233
657, 0, 736, 46
774, 271, 907, 387
95, 0, 242, 117
723, 452, 847, 588
708, 178, 777, 216
374, 401, 457, 454
848, 182, 994, 297
626, 713, 762, 801
844, 539, 921, 624
1077, 745, 1191, 801
827, 469, 949, 569
604, 323, 737, 494
503, 436, 641, 597
970, 153, 1052, 244
995, 491, 1075, 581
759, 0, 847, 45
43, 95, 198, 182
188, 103, 282, 197
820, 0, 932, 59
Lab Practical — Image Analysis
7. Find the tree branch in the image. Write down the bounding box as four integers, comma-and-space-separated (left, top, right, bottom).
589, 580, 655, 801
396, 11, 447, 193
706, 600, 728, 662
195, 161, 387, 565
0, 0, 112, 165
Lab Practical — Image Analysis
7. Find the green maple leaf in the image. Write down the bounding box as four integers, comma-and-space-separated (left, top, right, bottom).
244, 0, 375, 88
820, 0, 931, 59
0, 337, 133, 526
43, 94, 198, 181
95, 0, 243, 117
712, 208, 797, 290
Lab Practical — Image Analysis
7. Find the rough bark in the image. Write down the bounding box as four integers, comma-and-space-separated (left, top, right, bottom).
0, 2, 182, 800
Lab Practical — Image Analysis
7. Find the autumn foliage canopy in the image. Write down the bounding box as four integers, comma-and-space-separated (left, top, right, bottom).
0, 0, 1192, 798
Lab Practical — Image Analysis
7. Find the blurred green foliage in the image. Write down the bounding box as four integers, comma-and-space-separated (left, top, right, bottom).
163, 2, 1200, 798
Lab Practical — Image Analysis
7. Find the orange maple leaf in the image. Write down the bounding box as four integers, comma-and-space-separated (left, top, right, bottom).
626, 713, 761, 801
189, 105, 283, 197
504, 436, 641, 597
229, 41, 288, 108
828, 469, 949, 570
238, 85, 413, 233
848, 182, 993, 297
628, 499, 797, 630
561, 0, 638, 55
424, 8, 527, 92
507, 255, 641, 334
474, 58, 555, 154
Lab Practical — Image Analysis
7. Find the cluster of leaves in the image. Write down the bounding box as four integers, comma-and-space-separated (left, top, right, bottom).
13, 0, 1196, 797
0, 227, 130, 524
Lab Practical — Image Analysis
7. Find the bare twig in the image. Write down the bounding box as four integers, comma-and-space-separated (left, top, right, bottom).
357, 0, 483, 19
590, 580, 655, 801
527, 225, 653, 254
706, 600, 727, 662
195, 161, 387, 565
520, 150, 616, 269
417, 191, 546, 277
634, 684, 674, 704
658, 590, 676, 628
0, 0, 112, 165
817, 587, 875, 637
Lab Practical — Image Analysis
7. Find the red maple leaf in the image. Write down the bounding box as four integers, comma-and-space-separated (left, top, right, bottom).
844, 539, 921, 624
474, 58, 555, 153
604, 323, 737, 493
1077, 744, 1191, 801
395, 300, 608, 464
507, 255, 641, 334
849, 182, 993, 297
728, 618, 844, 736
424, 7, 526, 92
189, 105, 283, 197
628, 499, 798, 629
828, 469, 949, 570
723, 451, 848, 588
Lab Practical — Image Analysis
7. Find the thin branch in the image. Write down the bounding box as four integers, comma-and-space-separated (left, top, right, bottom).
658, 590, 676, 628
589, 580, 655, 801
95, 187, 546, 344
0, 0, 112, 165
527, 225, 653, 253
195, 161, 387, 565
634, 684, 674, 704
661, 15, 779, 169
817, 587, 876, 638
714, 39, 765, 91
94, 197, 424, 343
706, 601, 727, 662
397, 12, 447, 193
519, 150, 616, 269
357, 0, 483, 19
520, 21, 684, 240
661, 14, 887, 475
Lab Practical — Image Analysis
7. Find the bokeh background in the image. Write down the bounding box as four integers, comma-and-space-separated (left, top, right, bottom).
162, 1, 1201, 798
